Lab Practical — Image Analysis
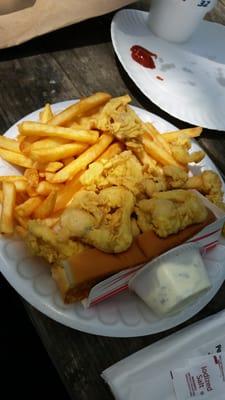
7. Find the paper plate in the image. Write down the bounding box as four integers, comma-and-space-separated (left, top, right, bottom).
111, 9, 225, 130
1, 101, 225, 337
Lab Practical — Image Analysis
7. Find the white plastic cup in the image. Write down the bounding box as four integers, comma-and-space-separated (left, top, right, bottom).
148, 0, 217, 43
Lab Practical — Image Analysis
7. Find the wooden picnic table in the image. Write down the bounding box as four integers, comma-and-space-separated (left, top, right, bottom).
0, 2, 225, 399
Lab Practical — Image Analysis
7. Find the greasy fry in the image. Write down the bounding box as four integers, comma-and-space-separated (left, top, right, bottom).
0, 148, 32, 168
15, 196, 42, 217
0, 136, 20, 153
39, 103, 53, 123
15, 192, 28, 205
32, 162, 63, 173
97, 142, 124, 161
162, 127, 202, 142
63, 157, 74, 166
29, 137, 70, 151
0, 190, 2, 203
144, 123, 172, 154
52, 134, 113, 183
19, 136, 40, 154
19, 122, 99, 144
45, 172, 55, 182
13, 180, 27, 192
45, 162, 63, 172
0, 182, 16, 234
0, 175, 26, 182
30, 142, 88, 162
14, 214, 28, 229
48, 92, 111, 126
24, 168, 39, 187
36, 181, 63, 196
53, 171, 83, 212
131, 146, 157, 170
33, 191, 57, 219
143, 133, 185, 169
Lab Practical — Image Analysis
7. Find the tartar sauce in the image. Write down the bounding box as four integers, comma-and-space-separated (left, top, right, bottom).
129, 245, 211, 316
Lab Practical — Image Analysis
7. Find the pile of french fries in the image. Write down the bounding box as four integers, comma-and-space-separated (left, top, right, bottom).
0, 92, 203, 237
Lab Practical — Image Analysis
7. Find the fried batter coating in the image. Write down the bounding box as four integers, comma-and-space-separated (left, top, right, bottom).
96, 95, 143, 142
56, 186, 135, 253
135, 191, 208, 238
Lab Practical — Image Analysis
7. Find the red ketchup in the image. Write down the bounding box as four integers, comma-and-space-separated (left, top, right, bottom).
130, 45, 157, 69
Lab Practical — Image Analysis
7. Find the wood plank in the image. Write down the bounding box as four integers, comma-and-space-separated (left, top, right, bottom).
206, 0, 225, 25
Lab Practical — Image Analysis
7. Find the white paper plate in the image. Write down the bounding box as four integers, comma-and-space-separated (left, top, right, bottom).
111, 9, 225, 130
1, 101, 225, 338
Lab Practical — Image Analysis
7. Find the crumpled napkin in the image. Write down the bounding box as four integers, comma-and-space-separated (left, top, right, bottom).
102, 309, 225, 400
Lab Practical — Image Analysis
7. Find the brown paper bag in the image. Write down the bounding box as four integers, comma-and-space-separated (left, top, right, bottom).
0, 0, 135, 49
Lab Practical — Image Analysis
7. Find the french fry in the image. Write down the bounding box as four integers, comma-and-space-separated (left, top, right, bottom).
97, 142, 124, 161
29, 137, 70, 151
33, 191, 57, 219
33, 162, 63, 174
0, 148, 32, 168
144, 123, 172, 154
29, 142, 88, 162
36, 181, 63, 196
14, 214, 28, 229
131, 146, 157, 170
0, 175, 26, 182
45, 162, 63, 172
45, 172, 55, 182
0, 190, 2, 203
18, 135, 26, 145
39, 103, 53, 123
13, 180, 27, 192
15, 196, 43, 217
53, 171, 83, 213
63, 157, 74, 166
0, 136, 20, 153
19, 122, 99, 144
0, 182, 16, 234
24, 168, 39, 197
162, 127, 202, 142
48, 92, 111, 126
15, 192, 28, 205
24, 168, 39, 188
143, 133, 185, 170
51, 134, 113, 183
19, 136, 40, 154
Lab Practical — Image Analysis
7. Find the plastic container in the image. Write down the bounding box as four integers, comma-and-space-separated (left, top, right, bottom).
129, 243, 211, 316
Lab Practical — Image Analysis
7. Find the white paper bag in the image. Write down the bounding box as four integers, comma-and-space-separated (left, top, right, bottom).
0, 0, 135, 49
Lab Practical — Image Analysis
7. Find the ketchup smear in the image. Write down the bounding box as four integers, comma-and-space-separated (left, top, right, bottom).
130, 45, 157, 69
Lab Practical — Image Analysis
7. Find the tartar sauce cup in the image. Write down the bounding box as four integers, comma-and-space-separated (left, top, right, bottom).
148, 0, 217, 43
129, 243, 211, 317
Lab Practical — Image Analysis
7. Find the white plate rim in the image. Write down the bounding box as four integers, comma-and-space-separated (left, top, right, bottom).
0, 100, 225, 337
